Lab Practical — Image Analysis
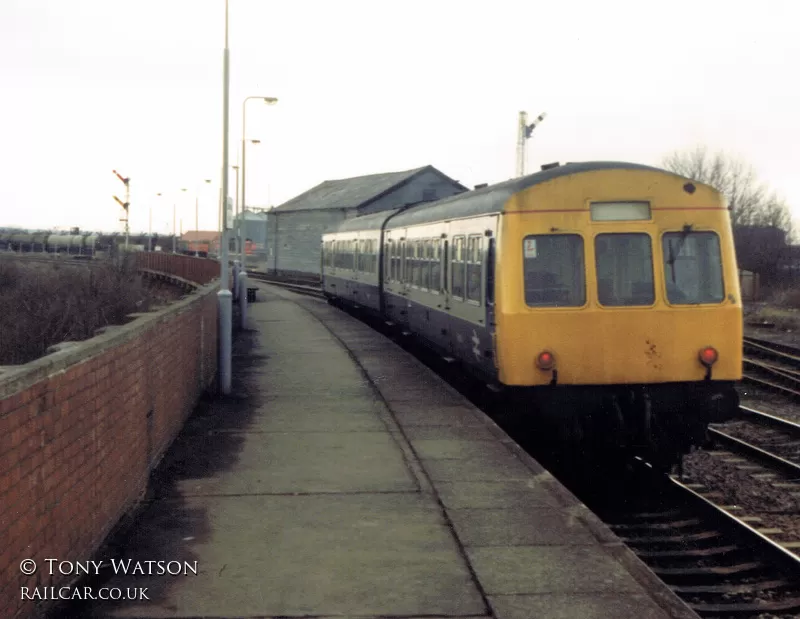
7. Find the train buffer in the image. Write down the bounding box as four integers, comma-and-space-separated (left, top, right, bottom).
66, 282, 696, 619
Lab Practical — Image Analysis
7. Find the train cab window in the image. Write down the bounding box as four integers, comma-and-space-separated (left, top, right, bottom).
523, 234, 585, 307
431, 240, 442, 292
662, 231, 724, 304
451, 236, 465, 299
466, 235, 483, 303
595, 233, 654, 306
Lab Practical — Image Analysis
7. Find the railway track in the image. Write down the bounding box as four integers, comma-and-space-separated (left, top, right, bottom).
599, 474, 800, 617
245, 272, 323, 299
743, 336, 800, 401
253, 274, 800, 616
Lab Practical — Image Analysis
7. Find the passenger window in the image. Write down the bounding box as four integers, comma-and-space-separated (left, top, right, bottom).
523, 235, 585, 307
595, 233, 654, 306
451, 236, 465, 299
466, 235, 482, 303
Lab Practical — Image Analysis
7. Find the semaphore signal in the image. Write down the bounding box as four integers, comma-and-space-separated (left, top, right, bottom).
112, 170, 130, 249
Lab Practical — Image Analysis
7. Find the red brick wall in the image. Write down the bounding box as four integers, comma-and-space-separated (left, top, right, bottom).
135, 252, 222, 286
0, 257, 219, 619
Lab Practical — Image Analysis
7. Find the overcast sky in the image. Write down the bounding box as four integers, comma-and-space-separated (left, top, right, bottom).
1, 0, 798, 235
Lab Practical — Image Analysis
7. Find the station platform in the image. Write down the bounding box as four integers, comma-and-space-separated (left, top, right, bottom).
68, 284, 698, 619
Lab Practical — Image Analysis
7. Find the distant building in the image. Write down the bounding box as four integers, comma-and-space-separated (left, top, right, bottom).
266, 165, 467, 276
181, 230, 222, 255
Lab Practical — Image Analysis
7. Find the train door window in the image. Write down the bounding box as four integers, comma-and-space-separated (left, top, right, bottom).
417, 240, 425, 289
422, 240, 431, 290
524, 235, 586, 307
347, 240, 355, 270
486, 238, 496, 305
400, 240, 406, 284
466, 234, 483, 304
595, 233, 654, 306
409, 240, 417, 287
662, 231, 724, 304
431, 240, 441, 293
451, 236, 465, 300
442, 240, 449, 294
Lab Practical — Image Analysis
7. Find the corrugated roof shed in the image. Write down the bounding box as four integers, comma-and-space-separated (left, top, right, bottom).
272, 165, 464, 213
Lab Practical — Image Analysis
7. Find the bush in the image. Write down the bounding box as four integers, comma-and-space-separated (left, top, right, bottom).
0, 258, 170, 365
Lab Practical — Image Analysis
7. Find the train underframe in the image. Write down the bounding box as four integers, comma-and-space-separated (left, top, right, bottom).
500, 380, 740, 472
326, 291, 740, 473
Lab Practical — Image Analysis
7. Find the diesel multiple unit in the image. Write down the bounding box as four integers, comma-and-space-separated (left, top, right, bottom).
321, 161, 743, 468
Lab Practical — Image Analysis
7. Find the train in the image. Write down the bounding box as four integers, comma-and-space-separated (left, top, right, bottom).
321, 161, 743, 470
0, 231, 171, 257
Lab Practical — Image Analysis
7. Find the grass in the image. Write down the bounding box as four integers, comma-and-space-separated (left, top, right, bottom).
0, 256, 182, 365
746, 287, 800, 331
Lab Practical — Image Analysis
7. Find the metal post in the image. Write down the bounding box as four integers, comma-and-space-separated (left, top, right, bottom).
238, 135, 248, 321
218, 0, 232, 395
148, 207, 152, 251
172, 203, 177, 253
125, 179, 130, 250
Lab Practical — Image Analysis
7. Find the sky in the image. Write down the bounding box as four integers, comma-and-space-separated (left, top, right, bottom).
1, 0, 798, 235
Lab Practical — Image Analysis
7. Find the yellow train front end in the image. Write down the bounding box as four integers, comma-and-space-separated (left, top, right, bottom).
494, 166, 742, 466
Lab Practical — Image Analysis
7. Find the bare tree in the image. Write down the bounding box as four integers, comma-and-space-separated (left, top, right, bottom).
662, 145, 792, 237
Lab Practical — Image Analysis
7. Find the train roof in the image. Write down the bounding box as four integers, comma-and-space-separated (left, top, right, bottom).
321, 161, 695, 235
323, 209, 401, 235
386, 161, 677, 229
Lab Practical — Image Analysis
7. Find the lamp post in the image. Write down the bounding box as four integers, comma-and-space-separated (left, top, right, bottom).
218, 0, 233, 394
195, 179, 212, 256
153, 192, 163, 252
241, 96, 277, 268
239, 95, 278, 328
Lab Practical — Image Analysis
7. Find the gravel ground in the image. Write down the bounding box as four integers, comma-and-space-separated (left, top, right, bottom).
681, 450, 800, 542
739, 385, 800, 425
746, 326, 800, 349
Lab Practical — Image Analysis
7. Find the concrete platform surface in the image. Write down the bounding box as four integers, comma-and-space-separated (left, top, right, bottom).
66, 284, 699, 619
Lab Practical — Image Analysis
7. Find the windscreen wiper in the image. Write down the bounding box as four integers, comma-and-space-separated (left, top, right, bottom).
666, 224, 694, 283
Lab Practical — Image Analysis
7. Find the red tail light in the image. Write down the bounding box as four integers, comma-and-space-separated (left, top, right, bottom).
536, 351, 555, 371
699, 347, 718, 367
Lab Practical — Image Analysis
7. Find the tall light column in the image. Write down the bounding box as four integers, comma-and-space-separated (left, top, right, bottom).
241, 96, 277, 269
218, 0, 233, 394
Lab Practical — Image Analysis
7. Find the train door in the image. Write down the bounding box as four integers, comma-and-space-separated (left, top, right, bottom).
396, 238, 411, 329
427, 236, 451, 354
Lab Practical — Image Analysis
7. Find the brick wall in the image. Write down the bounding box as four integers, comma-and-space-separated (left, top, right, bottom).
0, 256, 219, 619
135, 252, 221, 285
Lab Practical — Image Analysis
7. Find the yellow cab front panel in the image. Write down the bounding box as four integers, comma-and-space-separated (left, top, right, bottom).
494, 168, 743, 387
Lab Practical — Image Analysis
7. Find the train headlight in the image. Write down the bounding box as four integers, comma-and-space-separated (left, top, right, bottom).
536, 351, 555, 371
698, 346, 718, 367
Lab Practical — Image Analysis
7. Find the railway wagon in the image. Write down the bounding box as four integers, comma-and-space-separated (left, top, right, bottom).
321, 161, 743, 468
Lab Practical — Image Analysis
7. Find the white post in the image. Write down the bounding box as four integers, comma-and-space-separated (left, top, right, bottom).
238, 267, 248, 329
218, 0, 232, 395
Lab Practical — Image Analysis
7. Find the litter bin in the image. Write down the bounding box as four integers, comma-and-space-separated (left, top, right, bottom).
247, 287, 257, 302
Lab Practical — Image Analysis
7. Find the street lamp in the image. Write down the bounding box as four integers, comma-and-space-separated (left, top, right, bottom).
241, 96, 277, 269
219, 0, 233, 395
238, 138, 260, 259
150, 193, 162, 252
239, 95, 277, 330
195, 179, 212, 255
